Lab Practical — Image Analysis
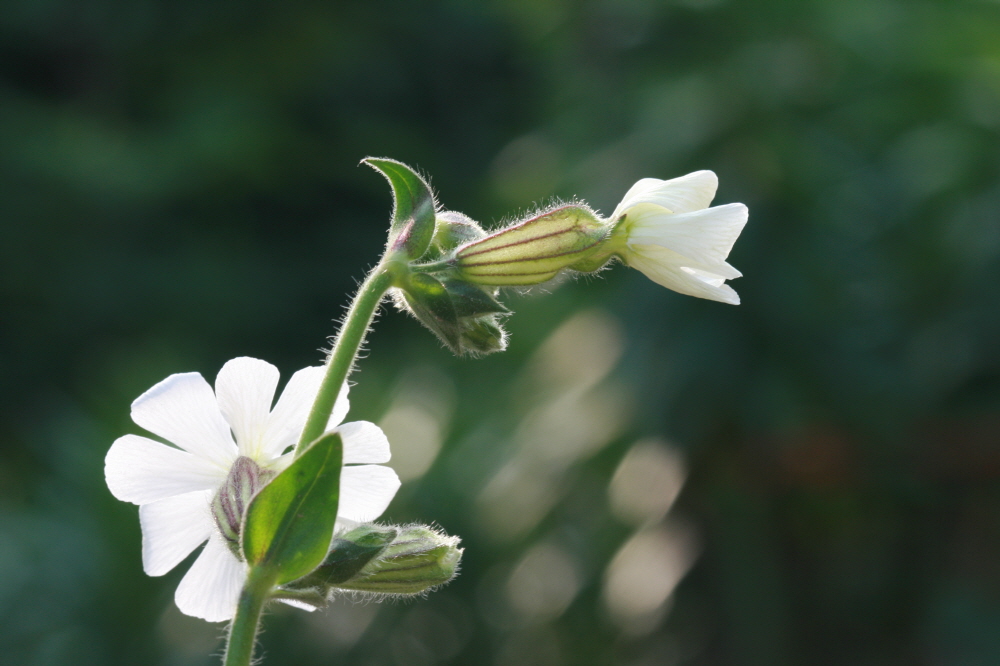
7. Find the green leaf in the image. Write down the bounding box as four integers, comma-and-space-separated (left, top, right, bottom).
242, 432, 343, 585
402, 272, 461, 352
363, 157, 436, 260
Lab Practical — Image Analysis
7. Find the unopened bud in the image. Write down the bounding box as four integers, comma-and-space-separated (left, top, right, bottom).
337, 524, 463, 595
211, 456, 272, 557
455, 205, 609, 286
433, 211, 487, 253
290, 523, 463, 597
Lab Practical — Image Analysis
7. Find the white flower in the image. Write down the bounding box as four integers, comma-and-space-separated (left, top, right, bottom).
610, 170, 748, 305
104, 357, 401, 622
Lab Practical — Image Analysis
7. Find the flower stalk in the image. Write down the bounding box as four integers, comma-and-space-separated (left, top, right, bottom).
222, 259, 404, 663
296, 261, 400, 454
223, 566, 279, 666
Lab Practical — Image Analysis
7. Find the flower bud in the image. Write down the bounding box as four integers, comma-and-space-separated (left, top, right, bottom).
455, 204, 610, 286
211, 456, 272, 557
432, 211, 488, 254
288, 523, 463, 598
335, 524, 463, 595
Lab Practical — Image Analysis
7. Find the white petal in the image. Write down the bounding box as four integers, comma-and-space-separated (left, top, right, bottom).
174, 534, 246, 622
334, 516, 361, 536
262, 366, 350, 458
339, 421, 391, 464
629, 246, 741, 304
105, 434, 228, 505
215, 357, 280, 459
131, 372, 237, 467
627, 203, 747, 270
278, 598, 318, 612
612, 171, 718, 219
338, 465, 401, 523
139, 490, 214, 576
327, 379, 351, 430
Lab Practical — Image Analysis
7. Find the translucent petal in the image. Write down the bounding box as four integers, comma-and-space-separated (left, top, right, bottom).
629, 246, 741, 305
262, 366, 351, 458
174, 534, 246, 622
338, 465, 401, 523
131, 372, 237, 467
327, 380, 351, 430
627, 203, 747, 270
105, 434, 227, 505
139, 490, 214, 576
334, 516, 361, 536
612, 171, 718, 219
215, 357, 280, 460
339, 421, 392, 465
278, 598, 318, 612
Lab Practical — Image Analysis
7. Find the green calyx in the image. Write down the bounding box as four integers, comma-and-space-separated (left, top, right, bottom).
212, 457, 272, 558
454, 204, 611, 286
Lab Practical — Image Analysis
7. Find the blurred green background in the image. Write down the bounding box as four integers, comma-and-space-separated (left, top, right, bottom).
2, 0, 1000, 664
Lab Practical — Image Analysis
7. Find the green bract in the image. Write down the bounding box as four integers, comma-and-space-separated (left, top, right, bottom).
364, 157, 437, 261
242, 431, 343, 585
395, 271, 509, 356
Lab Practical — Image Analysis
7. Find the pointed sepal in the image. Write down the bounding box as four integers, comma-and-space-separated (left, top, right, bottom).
442, 279, 509, 318
400, 272, 462, 352
363, 157, 437, 260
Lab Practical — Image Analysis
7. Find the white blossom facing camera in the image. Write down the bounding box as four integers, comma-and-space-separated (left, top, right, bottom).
104, 357, 401, 622
608, 171, 748, 304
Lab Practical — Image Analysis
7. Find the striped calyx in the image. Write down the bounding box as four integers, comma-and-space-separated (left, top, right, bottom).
211, 456, 272, 557
454, 205, 610, 286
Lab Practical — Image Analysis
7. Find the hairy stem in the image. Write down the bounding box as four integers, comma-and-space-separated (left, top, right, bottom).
296, 264, 397, 454
223, 567, 278, 666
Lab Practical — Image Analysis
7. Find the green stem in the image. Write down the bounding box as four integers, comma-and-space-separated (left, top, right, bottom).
296, 263, 398, 454
223, 567, 278, 666
224, 259, 402, 664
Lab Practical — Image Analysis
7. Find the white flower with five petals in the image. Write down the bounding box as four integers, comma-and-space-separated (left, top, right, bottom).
104, 357, 401, 622
609, 170, 748, 304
